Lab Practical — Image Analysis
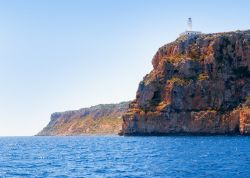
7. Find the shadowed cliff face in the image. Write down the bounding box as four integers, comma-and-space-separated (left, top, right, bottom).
121, 30, 250, 135
37, 102, 129, 136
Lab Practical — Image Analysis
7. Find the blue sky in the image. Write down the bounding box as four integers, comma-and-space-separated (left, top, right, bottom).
0, 0, 249, 136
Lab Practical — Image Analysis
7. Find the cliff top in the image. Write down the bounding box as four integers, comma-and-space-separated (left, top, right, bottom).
152, 30, 250, 69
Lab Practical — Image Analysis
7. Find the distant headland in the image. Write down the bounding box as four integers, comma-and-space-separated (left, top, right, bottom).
37, 102, 129, 136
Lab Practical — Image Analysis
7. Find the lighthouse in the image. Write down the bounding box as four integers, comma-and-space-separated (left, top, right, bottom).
187, 17, 192, 31
179, 18, 202, 37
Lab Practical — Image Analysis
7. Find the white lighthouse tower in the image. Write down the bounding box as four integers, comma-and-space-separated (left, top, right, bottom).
187, 17, 192, 31
179, 18, 201, 37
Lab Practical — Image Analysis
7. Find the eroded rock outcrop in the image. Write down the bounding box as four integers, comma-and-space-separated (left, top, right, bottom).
37, 102, 129, 136
120, 30, 250, 135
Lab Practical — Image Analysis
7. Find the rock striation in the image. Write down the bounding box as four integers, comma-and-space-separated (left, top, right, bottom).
120, 30, 250, 135
37, 102, 129, 136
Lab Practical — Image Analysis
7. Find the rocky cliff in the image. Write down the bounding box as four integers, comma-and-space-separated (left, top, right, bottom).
120, 30, 250, 135
37, 102, 129, 136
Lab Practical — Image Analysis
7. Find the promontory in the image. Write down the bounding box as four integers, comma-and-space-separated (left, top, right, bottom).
120, 30, 250, 135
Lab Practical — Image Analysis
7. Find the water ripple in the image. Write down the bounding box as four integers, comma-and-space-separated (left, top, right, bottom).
0, 136, 249, 177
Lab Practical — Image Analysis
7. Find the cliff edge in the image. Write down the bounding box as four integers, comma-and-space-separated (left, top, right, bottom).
120, 30, 250, 135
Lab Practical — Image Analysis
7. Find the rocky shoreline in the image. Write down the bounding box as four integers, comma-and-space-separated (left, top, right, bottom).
39, 30, 250, 136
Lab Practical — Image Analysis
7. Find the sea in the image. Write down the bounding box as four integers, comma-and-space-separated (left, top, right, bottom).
0, 136, 249, 177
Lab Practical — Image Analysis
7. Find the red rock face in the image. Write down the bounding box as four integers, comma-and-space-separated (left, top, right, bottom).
120, 31, 250, 135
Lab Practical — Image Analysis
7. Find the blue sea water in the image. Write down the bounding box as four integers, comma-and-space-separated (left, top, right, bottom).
0, 136, 249, 177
